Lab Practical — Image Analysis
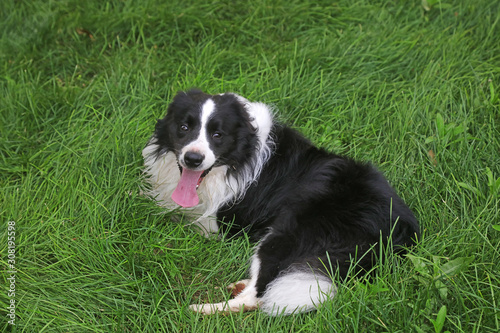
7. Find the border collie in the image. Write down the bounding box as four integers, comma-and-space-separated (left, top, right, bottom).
142, 89, 419, 316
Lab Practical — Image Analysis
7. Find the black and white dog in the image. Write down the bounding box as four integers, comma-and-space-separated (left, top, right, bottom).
142, 89, 419, 316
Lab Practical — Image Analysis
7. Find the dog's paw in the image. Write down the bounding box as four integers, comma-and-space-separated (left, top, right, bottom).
227, 279, 250, 297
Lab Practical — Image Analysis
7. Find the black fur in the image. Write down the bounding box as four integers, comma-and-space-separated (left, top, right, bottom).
217, 124, 419, 296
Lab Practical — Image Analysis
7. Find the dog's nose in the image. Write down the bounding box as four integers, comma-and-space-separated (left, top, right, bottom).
184, 152, 204, 168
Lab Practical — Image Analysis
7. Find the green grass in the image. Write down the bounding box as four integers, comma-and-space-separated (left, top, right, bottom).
1, 0, 499, 331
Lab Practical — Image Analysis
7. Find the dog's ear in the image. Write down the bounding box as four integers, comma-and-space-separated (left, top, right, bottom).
167, 89, 212, 113
154, 91, 190, 139
242, 106, 257, 133
238, 102, 259, 134
171, 89, 194, 106
183, 89, 211, 104
165, 90, 197, 118
216, 95, 256, 132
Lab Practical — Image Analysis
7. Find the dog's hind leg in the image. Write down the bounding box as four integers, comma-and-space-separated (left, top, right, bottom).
227, 279, 251, 297
189, 284, 260, 314
189, 252, 262, 314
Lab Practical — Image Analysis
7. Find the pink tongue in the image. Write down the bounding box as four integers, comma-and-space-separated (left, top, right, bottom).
171, 169, 204, 208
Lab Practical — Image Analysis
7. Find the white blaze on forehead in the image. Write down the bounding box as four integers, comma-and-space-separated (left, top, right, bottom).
180, 99, 217, 171
199, 98, 216, 130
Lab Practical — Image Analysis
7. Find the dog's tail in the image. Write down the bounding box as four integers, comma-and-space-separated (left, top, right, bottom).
259, 269, 336, 316
256, 242, 380, 316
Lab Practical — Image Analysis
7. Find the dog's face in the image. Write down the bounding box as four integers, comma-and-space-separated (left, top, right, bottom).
153, 90, 258, 207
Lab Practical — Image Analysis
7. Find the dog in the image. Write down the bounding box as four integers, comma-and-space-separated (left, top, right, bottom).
142, 89, 419, 316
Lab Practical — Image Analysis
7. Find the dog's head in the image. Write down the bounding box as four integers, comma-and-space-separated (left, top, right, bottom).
152, 89, 259, 207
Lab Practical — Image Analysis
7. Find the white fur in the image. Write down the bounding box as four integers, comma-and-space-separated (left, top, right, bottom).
142, 94, 274, 236
142, 147, 229, 235
259, 270, 337, 316
180, 99, 217, 171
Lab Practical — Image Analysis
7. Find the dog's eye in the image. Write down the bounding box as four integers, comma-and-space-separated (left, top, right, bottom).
212, 132, 223, 139
180, 124, 189, 132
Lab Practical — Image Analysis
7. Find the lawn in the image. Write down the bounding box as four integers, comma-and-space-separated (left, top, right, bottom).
1, 0, 499, 331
